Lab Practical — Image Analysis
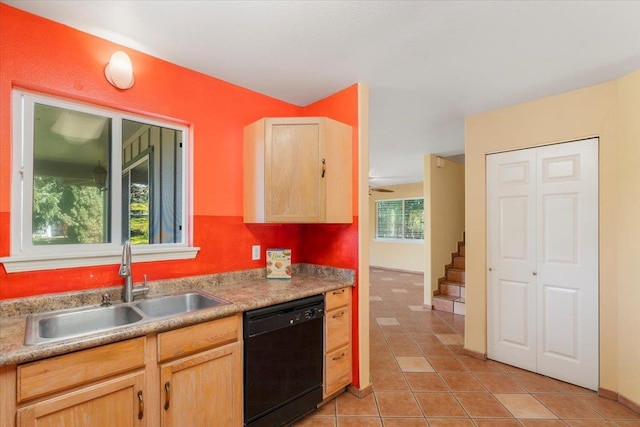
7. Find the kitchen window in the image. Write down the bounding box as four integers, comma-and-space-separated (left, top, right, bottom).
1, 90, 197, 272
376, 198, 424, 241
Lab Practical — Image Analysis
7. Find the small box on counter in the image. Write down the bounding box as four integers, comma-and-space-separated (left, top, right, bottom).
266, 248, 292, 279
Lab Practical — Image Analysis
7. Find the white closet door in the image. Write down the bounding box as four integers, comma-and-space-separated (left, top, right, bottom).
535, 139, 598, 390
487, 148, 537, 372
487, 138, 599, 391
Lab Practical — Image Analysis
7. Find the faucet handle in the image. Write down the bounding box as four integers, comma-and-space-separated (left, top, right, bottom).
132, 274, 150, 299
101, 294, 112, 307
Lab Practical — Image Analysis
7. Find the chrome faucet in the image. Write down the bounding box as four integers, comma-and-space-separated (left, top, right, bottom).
119, 241, 149, 302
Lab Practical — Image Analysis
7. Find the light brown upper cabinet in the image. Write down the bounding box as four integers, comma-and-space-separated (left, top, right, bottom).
244, 117, 353, 223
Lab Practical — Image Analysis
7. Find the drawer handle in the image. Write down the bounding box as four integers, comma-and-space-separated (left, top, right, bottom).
164, 381, 171, 410
332, 352, 345, 361
332, 311, 345, 319
137, 390, 144, 419
332, 289, 345, 295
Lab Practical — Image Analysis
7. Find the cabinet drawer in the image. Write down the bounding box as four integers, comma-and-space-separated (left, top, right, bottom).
325, 307, 350, 352
325, 287, 350, 310
325, 345, 351, 397
158, 315, 239, 363
17, 337, 145, 402
17, 371, 145, 426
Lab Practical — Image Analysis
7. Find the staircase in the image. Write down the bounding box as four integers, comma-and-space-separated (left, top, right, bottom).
432, 236, 466, 316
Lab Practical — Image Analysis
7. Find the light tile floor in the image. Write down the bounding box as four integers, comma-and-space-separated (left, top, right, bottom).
294, 268, 640, 427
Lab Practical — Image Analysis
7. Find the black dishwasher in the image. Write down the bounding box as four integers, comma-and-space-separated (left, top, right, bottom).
243, 294, 324, 427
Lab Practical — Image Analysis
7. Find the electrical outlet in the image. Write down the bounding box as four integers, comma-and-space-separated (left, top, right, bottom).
252, 245, 261, 261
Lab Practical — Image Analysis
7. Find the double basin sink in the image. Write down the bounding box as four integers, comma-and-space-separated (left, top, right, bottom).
24, 291, 228, 345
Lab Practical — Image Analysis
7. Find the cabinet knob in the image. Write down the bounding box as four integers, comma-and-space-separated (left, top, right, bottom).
533, 271, 537, 276
321, 158, 326, 178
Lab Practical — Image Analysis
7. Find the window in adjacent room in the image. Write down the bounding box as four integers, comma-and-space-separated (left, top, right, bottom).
376, 198, 424, 241
2, 90, 197, 272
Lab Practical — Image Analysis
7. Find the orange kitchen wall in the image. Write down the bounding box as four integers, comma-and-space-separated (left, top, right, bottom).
0, 0, 360, 317
302, 84, 360, 271
302, 85, 361, 386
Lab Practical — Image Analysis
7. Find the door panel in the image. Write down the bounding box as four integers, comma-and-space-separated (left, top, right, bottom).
497, 279, 531, 349
499, 197, 529, 260
541, 285, 578, 359
17, 372, 144, 427
161, 343, 240, 427
487, 138, 598, 391
542, 193, 578, 264
499, 160, 530, 185
541, 154, 581, 183
267, 123, 322, 221
487, 149, 537, 371
536, 139, 598, 390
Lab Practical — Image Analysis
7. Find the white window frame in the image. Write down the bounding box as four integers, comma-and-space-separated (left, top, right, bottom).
375, 197, 425, 243
1, 90, 198, 273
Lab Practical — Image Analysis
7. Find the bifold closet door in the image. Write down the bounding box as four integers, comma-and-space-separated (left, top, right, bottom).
487, 138, 598, 391
487, 148, 537, 372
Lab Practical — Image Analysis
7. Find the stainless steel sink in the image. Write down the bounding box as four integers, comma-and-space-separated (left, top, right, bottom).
133, 292, 225, 318
25, 305, 144, 345
24, 291, 229, 345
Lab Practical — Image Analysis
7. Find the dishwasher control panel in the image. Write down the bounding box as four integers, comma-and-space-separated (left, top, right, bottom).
301, 307, 324, 321
244, 294, 325, 338
289, 307, 323, 325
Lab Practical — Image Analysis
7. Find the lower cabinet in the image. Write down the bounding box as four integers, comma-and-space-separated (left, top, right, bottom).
10, 315, 242, 427
16, 338, 147, 427
324, 287, 352, 399
158, 316, 242, 427
5, 292, 353, 426
17, 372, 145, 427
325, 345, 351, 396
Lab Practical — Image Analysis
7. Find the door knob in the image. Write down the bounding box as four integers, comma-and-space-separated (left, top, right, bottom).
532, 272, 537, 276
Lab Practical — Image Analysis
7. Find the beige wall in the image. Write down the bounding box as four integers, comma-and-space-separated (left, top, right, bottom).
615, 72, 640, 405
369, 182, 424, 272
424, 155, 465, 303
357, 84, 371, 391
465, 70, 640, 405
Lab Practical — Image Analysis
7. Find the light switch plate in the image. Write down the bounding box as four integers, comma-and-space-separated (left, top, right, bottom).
252, 245, 261, 260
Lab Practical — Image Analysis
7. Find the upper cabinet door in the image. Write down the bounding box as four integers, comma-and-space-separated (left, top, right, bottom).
267, 121, 324, 222
244, 117, 352, 223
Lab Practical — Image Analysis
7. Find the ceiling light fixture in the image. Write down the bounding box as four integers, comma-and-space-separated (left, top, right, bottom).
51, 111, 107, 144
105, 51, 135, 90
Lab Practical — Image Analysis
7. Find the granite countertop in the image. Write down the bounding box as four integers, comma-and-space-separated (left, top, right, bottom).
0, 264, 354, 366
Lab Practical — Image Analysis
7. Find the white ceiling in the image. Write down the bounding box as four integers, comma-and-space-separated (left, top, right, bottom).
7, 1, 640, 186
